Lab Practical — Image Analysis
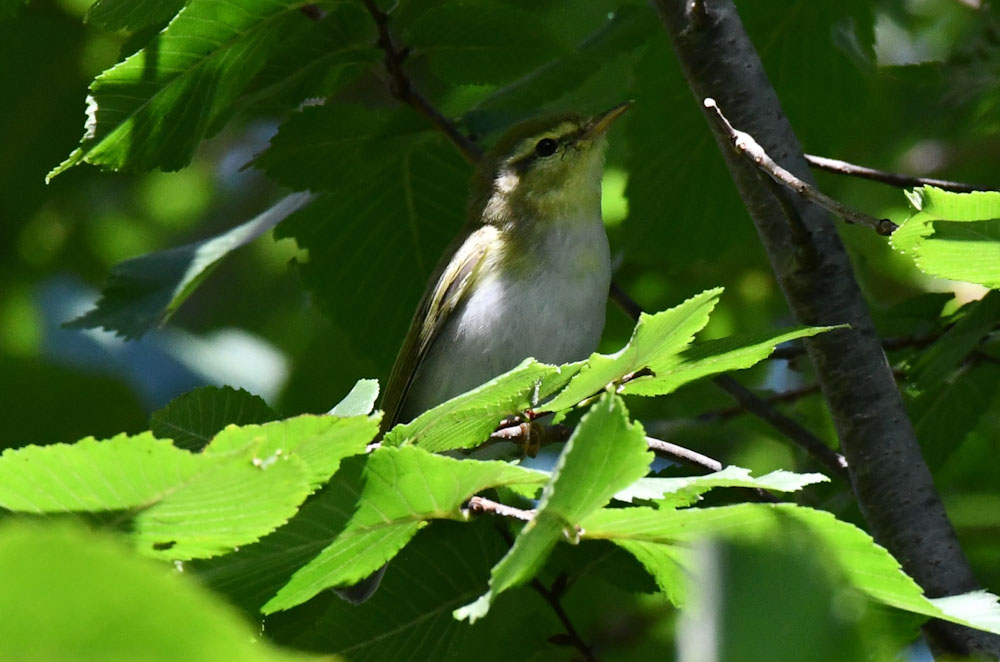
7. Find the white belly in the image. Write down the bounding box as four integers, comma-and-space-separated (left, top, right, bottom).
401, 220, 610, 421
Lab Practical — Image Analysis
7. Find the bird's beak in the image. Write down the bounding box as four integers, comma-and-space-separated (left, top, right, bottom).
581, 101, 633, 140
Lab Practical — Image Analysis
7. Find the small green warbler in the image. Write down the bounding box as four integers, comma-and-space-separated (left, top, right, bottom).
380, 102, 630, 432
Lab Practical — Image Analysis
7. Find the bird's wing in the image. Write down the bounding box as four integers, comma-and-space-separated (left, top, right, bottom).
378, 225, 501, 435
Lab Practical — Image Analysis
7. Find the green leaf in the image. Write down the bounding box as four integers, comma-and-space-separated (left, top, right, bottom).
150, 385, 278, 452
329, 378, 380, 416
405, 1, 560, 86
382, 358, 580, 451
582, 503, 1000, 635
205, 415, 373, 548
614, 466, 829, 507
625, 39, 757, 265
0, 522, 316, 661
455, 392, 651, 622
0, 415, 373, 559
86, 0, 184, 31
620, 325, 841, 397
544, 288, 723, 411
193, 455, 370, 614
274, 134, 471, 370
255, 106, 434, 191
264, 519, 558, 660
50, 0, 370, 176
892, 186, 1000, 288
240, 3, 379, 108
905, 290, 1000, 394
910, 361, 1000, 470
463, 5, 650, 135
204, 414, 378, 490
0, 432, 309, 559
65, 192, 313, 339
262, 446, 546, 613
544, 289, 836, 411
0, 432, 204, 512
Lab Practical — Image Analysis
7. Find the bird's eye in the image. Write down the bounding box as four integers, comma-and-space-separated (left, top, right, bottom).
534, 138, 558, 157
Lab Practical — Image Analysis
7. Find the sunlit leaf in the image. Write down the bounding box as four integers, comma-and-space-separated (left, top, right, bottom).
262, 447, 546, 613
0, 414, 373, 559
0, 522, 316, 661
383, 358, 579, 452
614, 465, 829, 507
544, 288, 835, 410
455, 392, 651, 622
329, 378, 380, 417
892, 186, 1000, 288
50, 0, 373, 176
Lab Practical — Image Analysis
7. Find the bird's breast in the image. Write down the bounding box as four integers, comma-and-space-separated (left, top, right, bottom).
402, 218, 610, 420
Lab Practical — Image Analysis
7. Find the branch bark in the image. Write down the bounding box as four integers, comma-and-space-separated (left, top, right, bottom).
653, 0, 1000, 656
805, 154, 997, 193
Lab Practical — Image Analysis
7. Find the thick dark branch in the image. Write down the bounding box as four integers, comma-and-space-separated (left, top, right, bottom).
654, 1, 999, 655
805, 154, 997, 193
705, 99, 897, 236
361, 0, 483, 164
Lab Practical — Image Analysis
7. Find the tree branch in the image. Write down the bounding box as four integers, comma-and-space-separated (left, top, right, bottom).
711, 374, 849, 480
699, 381, 822, 420
805, 154, 997, 193
705, 99, 897, 236
485, 517, 598, 661
653, 1, 1000, 655
645, 436, 722, 473
468, 495, 535, 521
610, 281, 849, 481
770, 332, 942, 361
361, 0, 483, 164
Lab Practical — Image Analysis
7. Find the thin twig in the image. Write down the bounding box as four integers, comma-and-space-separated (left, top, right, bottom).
468, 495, 535, 521
490, 523, 598, 662
699, 382, 823, 421
361, 0, 483, 164
712, 374, 849, 480
531, 578, 600, 662
805, 154, 997, 193
704, 98, 898, 236
770, 332, 944, 361
645, 436, 722, 473
645, 436, 780, 502
609, 282, 644, 320
610, 284, 850, 481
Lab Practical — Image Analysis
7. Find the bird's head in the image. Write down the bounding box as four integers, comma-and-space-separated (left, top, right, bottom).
471, 102, 631, 228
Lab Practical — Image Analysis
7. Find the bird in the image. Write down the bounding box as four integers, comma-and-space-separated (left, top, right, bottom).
339, 102, 629, 604
380, 101, 630, 434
